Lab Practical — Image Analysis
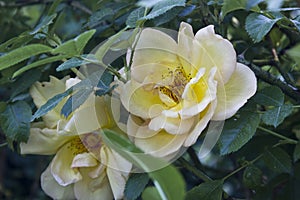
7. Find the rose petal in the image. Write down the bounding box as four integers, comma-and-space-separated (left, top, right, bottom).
51, 141, 83, 186
193, 25, 236, 83
74, 168, 113, 200
20, 128, 73, 155
212, 63, 257, 120
41, 165, 76, 200
30, 76, 68, 128
71, 152, 98, 168
134, 130, 187, 157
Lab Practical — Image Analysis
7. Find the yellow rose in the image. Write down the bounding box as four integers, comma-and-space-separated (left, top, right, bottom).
21, 76, 131, 200
120, 22, 257, 157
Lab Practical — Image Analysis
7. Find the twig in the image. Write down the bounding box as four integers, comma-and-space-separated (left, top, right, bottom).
238, 56, 300, 102
258, 126, 298, 144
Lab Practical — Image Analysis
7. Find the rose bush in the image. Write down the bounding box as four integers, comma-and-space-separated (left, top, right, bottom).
20, 76, 131, 200
120, 22, 257, 157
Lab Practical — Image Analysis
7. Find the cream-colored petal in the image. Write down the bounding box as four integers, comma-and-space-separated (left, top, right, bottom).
184, 100, 217, 147
178, 22, 195, 75
74, 168, 113, 200
120, 80, 165, 119
192, 25, 236, 83
65, 77, 81, 89
105, 147, 132, 199
58, 95, 112, 135
20, 128, 73, 155
41, 165, 76, 200
130, 28, 178, 83
71, 152, 98, 168
212, 63, 257, 120
134, 130, 187, 157
180, 67, 217, 118
127, 115, 159, 139
30, 76, 68, 128
51, 141, 82, 186
149, 114, 194, 135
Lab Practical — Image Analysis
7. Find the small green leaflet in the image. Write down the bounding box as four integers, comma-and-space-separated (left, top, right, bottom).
287, 43, 300, 67
140, 0, 185, 20
31, 88, 73, 121
245, 13, 282, 43
126, 7, 146, 28
84, 8, 114, 28
253, 86, 284, 106
13, 55, 66, 78
217, 111, 260, 155
185, 180, 224, 200
61, 87, 93, 118
0, 101, 32, 147
56, 56, 94, 72
52, 29, 96, 56
261, 104, 293, 127
101, 129, 186, 200
0, 44, 52, 71
243, 165, 263, 189
124, 173, 150, 200
30, 14, 57, 35
142, 187, 161, 200
221, 0, 247, 18
263, 147, 292, 174
246, 0, 264, 10
0, 33, 34, 52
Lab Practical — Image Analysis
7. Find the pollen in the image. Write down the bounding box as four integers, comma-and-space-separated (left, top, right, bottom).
159, 66, 190, 104
67, 137, 88, 156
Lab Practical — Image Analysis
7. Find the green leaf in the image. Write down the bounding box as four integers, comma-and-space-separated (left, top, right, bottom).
0, 33, 34, 52
142, 187, 161, 200
56, 56, 93, 71
0, 101, 32, 146
287, 43, 300, 66
94, 28, 126, 63
221, 0, 247, 18
101, 129, 186, 200
290, 16, 300, 32
84, 8, 114, 28
218, 111, 260, 155
263, 147, 292, 174
126, 7, 146, 28
31, 88, 73, 121
185, 180, 224, 200
61, 87, 93, 118
246, 0, 264, 10
30, 14, 57, 35
293, 142, 300, 162
243, 165, 263, 189
245, 13, 281, 43
52, 30, 96, 56
10, 70, 41, 99
262, 104, 293, 127
253, 86, 284, 106
0, 44, 52, 71
141, 0, 186, 20
124, 173, 150, 200
152, 7, 183, 26
13, 55, 66, 78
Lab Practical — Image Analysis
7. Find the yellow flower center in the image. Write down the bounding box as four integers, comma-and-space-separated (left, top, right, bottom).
159, 66, 191, 105
67, 137, 88, 156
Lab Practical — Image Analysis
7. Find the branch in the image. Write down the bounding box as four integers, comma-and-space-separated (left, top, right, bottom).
238, 56, 300, 103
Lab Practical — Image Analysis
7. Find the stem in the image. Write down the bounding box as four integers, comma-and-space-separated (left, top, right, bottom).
294, 105, 300, 108
71, 68, 86, 80
178, 157, 212, 182
222, 155, 262, 181
258, 126, 298, 144
238, 56, 300, 102
0, 143, 7, 148
187, 148, 203, 170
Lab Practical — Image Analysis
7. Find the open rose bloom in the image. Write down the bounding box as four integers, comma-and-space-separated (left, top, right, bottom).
120, 22, 257, 158
21, 77, 131, 200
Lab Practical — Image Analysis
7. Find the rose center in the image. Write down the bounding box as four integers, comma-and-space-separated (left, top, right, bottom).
159, 66, 191, 104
